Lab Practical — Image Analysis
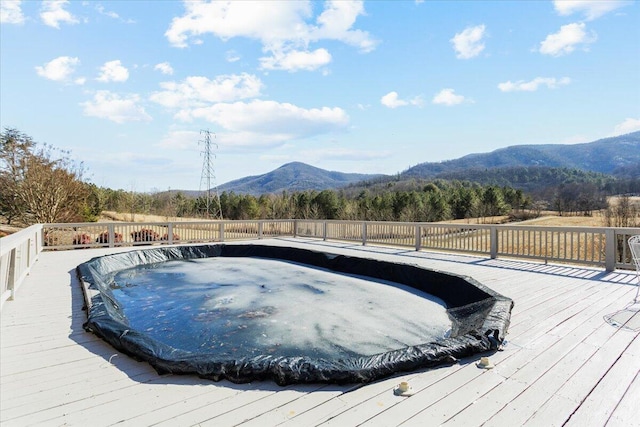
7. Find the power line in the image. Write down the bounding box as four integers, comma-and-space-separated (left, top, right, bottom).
198, 129, 223, 219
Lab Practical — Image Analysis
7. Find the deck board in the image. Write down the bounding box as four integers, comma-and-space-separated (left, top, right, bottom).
564, 351, 640, 427
2, 238, 639, 426
240, 384, 355, 427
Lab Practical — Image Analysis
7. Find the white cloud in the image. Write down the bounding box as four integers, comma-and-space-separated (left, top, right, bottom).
299, 147, 390, 161
35, 56, 82, 83
150, 73, 263, 109
95, 4, 135, 23
157, 130, 200, 150
260, 48, 331, 72
91, 151, 173, 171
498, 77, 571, 92
177, 100, 349, 141
1, 0, 24, 24
311, 1, 377, 53
154, 62, 174, 75
210, 131, 294, 148
96, 4, 119, 19
432, 88, 466, 106
450, 24, 486, 59
81, 91, 152, 123
97, 60, 129, 82
226, 50, 241, 63
553, 0, 631, 21
40, 0, 78, 29
613, 118, 640, 136
539, 22, 597, 56
381, 92, 406, 108
260, 154, 291, 163
380, 91, 423, 109
165, 1, 305, 48
165, 0, 376, 72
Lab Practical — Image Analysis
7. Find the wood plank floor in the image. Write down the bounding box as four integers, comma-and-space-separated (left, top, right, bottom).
2, 238, 639, 427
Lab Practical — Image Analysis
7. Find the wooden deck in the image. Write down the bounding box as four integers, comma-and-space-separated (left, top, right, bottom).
1, 238, 639, 426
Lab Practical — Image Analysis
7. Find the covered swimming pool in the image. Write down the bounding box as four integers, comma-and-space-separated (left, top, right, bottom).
77, 244, 513, 385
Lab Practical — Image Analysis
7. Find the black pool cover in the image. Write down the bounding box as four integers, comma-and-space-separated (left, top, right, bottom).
77, 244, 513, 385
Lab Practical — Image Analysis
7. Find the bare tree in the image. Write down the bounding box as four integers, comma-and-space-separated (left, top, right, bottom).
19, 153, 88, 223
604, 195, 640, 227
0, 128, 33, 224
1, 128, 89, 224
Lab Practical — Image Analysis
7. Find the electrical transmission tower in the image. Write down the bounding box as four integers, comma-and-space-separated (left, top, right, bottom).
198, 129, 223, 219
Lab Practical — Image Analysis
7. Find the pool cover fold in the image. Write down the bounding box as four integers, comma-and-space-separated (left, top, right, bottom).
77, 244, 513, 385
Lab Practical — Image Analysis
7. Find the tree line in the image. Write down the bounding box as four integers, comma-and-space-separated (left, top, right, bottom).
92, 181, 528, 223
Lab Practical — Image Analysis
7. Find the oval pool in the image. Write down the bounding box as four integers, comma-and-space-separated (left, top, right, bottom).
77, 244, 513, 384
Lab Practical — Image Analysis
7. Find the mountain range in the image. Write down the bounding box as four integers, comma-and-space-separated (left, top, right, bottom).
215, 131, 640, 195
401, 131, 640, 178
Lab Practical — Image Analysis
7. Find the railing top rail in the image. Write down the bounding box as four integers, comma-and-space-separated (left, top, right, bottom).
44, 219, 296, 228
491, 224, 640, 233
44, 221, 219, 227
305, 219, 640, 233
40, 220, 640, 236
0, 224, 43, 257
311, 219, 497, 228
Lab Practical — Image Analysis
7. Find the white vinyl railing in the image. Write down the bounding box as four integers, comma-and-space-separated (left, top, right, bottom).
0, 224, 43, 310
2, 220, 638, 309
38, 220, 640, 271
302, 220, 640, 271
42, 220, 296, 249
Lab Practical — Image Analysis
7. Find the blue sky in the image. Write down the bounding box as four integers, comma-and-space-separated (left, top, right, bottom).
1, 0, 639, 192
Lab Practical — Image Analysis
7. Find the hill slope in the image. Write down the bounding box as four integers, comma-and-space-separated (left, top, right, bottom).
433, 166, 616, 192
216, 162, 384, 195
402, 131, 640, 179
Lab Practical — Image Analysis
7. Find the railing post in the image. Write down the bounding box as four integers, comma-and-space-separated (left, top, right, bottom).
219, 222, 225, 242
605, 228, 616, 271
168, 223, 174, 245
415, 225, 422, 251
39, 226, 44, 251
490, 226, 498, 259
323, 221, 327, 241
108, 224, 115, 248
293, 220, 297, 238
37, 226, 42, 254
26, 237, 31, 268
31, 230, 39, 263
7, 248, 16, 300
258, 222, 263, 240
362, 222, 367, 246
544, 229, 550, 263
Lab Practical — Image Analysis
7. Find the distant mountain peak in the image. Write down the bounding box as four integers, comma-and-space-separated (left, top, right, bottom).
216, 162, 384, 195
